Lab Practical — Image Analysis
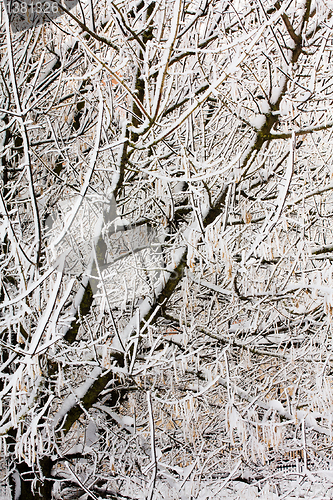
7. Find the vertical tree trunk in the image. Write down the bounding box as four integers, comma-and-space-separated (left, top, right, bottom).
7, 430, 53, 500
9, 458, 53, 500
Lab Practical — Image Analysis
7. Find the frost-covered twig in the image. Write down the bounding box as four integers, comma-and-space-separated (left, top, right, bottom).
218, 377, 331, 436
146, 391, 157, 500
4, 9, 41, 264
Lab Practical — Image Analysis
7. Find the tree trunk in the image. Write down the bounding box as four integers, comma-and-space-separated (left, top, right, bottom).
9, 457, 53, 500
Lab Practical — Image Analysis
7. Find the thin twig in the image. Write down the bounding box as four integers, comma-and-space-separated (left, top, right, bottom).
146, 391, 158, 500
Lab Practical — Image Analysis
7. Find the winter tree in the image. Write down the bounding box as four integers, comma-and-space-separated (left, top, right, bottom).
1, 0, 333, 498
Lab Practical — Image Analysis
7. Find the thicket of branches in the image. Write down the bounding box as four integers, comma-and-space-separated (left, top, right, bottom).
1, 0, 333, 498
